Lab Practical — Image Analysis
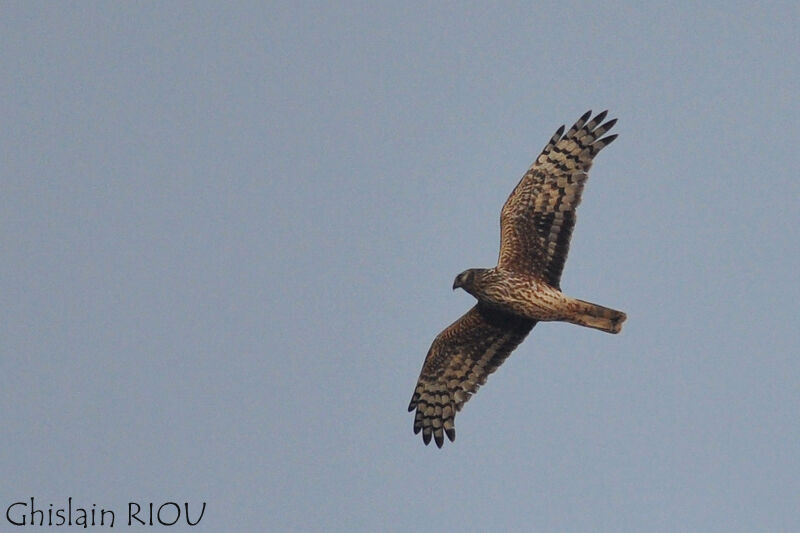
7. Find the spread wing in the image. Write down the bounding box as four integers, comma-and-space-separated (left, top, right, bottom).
408, 304, 535, 447
498, 110, 617, 287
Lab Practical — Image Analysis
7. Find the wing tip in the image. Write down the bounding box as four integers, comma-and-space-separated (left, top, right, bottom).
599, 133, 618, 146
409, 395, 458, 448
414, 421, 456, 448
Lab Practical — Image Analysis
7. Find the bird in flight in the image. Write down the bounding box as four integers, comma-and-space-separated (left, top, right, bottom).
408, 110, 627, 448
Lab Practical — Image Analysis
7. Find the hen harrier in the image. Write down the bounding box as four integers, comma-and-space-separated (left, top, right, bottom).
408, 110, 626, 447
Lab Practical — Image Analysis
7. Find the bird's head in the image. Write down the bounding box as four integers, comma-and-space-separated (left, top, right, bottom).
452, 269, 478, 291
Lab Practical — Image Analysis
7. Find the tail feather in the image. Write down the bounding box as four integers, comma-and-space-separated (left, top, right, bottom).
572, 299, 626, 334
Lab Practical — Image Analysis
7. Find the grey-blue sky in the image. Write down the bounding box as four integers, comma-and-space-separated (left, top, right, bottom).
2, 2, 799, 531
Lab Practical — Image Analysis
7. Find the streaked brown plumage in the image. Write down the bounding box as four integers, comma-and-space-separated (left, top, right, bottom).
408, 110, 627, 447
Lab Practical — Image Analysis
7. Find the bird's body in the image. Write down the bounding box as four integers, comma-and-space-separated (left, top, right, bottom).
455, 267, 625, 333
408, 110, 627, 447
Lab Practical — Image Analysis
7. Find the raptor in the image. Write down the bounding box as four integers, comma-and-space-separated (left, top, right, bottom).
408, 110, 627, 447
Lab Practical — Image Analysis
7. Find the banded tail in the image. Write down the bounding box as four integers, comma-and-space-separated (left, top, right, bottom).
571, 299, 627, 334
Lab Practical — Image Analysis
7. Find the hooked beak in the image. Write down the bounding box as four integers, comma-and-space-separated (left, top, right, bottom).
452, 279, 460, 290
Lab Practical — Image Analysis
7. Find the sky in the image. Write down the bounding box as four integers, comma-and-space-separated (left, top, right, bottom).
2, 2, 799, 531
